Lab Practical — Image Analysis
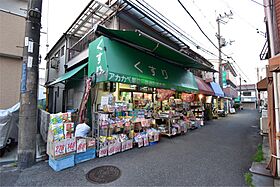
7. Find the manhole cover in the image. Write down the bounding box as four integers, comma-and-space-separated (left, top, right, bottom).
86, 165, 121, 184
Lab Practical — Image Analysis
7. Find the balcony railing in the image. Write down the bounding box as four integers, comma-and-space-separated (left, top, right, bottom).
68, 31, 96, 61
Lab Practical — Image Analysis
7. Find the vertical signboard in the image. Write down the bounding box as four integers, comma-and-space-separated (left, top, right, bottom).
88, 36, 108, 81
222, 71, 227, 88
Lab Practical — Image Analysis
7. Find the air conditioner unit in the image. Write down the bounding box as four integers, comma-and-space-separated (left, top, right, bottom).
50, 57, 59, 69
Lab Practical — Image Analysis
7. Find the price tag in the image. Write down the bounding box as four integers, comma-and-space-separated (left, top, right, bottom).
138, 138, 143, 148
87, 138, 96, 148
114, 142, 121, 153
121, 141, 127, 152
54, 140, 66, 156
126, 139, 133, 149
143, 138, 149, 146
66, 138, 76, 153
108, 144, 115, 156
76, 138, 87, 153
99, 147, 108, 157
154, 134, 159, 142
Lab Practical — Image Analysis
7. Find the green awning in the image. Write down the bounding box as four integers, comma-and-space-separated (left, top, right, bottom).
49, 63, 87, 86
96, 26, 215, 72
88, 36, 198, 92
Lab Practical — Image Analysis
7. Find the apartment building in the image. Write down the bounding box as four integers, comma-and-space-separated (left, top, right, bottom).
0, 0, 27, 109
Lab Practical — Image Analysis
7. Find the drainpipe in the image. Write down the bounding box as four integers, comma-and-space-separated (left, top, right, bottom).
264, 0, 280, 176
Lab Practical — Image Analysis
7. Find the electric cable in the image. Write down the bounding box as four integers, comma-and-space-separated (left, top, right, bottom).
137, 0, 220, 58
178, 0, 251, 82
178, 0, 220, 52
191, 0, 216, 31
248, 0, 267, 7
220, 0, 263, 31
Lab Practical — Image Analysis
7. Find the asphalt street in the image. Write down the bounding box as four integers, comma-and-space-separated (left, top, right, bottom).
1, 109, 261, 186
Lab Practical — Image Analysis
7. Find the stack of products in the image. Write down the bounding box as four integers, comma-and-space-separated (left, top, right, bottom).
95, 96, 161, 157
47, 112, 96, 171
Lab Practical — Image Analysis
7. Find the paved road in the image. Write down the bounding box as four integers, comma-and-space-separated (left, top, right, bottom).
1, 110, 261, 186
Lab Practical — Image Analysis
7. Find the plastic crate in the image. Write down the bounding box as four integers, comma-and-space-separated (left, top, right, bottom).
149, 141, 158, 146
75, 149, 96, 164
48, 154, 75, 172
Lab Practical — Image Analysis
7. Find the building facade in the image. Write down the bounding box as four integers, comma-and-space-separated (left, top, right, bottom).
221, 62, 238, 99
260, 0, 280, 177
0, 0, 27, 109
45, 0, 214, 113
237, 84, 257, 109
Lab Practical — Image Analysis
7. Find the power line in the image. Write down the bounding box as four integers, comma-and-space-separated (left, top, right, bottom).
191, 0, 216, 31
139, 0, 220, 58
248, 0, 267, 7
220, 0, 262, 31
178, 0, 220, 52
177, 0, 251, 82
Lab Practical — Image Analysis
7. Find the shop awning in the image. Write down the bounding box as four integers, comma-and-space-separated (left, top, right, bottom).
95, 26, 216, 72
209, 82, 224, 97
195, 76, 214, 95
48, 63, 87, 86
88, 36, 198, 92
257, 77, 267, 91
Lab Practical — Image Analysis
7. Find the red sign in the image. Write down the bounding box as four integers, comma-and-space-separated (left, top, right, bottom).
157, 89, 175, 102
181, 93, 194, 102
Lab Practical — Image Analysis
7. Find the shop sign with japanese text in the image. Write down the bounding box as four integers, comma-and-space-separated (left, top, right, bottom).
88, 36, 198, 92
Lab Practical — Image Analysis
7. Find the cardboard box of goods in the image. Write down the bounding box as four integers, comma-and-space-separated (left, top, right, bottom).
154, 133, 159, 142
47, 139, 66, 159
121, 141, 127, 152
126, 139, 133, 150
108, 143, 115, 156
99, 146, 108, 157
48, 123, 64, 142
86, 137, 96, 149
138, 138, 143, 148
143, 137, 149, 147
114, 142, 121, 153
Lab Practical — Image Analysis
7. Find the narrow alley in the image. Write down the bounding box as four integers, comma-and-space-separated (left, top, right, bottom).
1, 110, 261, 186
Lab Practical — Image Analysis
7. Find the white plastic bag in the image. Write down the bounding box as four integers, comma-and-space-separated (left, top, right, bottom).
75, 123, 90, 137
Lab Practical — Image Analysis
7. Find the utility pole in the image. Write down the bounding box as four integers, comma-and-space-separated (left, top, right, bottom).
257, 67, 260, 82
239, 75, 242, 104
18, 0, 43, 169
216, 11, 233, 88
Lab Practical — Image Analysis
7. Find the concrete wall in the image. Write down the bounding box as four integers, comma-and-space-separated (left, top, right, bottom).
0, 10, 25, 57
0, 56, 22, 109
0, 0, 27, 17
0, 10, 26, 109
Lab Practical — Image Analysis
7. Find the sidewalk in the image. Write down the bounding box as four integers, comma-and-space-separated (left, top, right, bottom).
250, 136, 279, 186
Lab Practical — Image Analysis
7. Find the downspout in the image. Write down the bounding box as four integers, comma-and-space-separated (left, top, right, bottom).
264, 0, 280, 176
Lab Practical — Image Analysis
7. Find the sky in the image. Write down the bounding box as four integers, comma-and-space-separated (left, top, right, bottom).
39, 0, 268, 84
